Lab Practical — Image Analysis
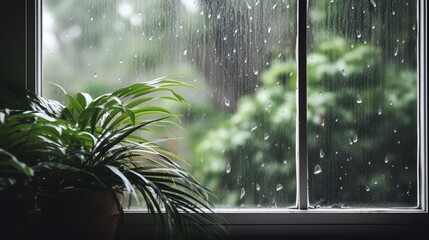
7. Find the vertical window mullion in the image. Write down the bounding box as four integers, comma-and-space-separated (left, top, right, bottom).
296, 0, 308, 210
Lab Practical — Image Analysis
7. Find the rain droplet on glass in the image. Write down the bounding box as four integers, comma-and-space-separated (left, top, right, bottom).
253, 68, 259, 75
394, 47, 399, 56
251, 125, 257, 132
384, 157, 389, 163
356, 93, 363, 104
268, 27, 272, 33
94, 73, 98, 78
183, 49, 187, 55
356, 30, 362, 38
377, 107, 382, 115
366, 185, 371, 192
240, 188, 245, 199
276, 184, 283, 191
283, 159, 287, 164
226, 163, 231, 174
272, 3, 277, 10
264, 133, 269, 140
320, 149, 325, 158
370, 0, 377, 8
256, 184, 261, 191
321, 118, 325, 127
353, 134, 358, 143
314, 164, 322, 174
348, 138, 353, 145
246, 2, 252, 10
224, 98, 230, 107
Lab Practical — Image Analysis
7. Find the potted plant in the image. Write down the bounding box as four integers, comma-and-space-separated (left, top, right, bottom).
0, 77, 225, 240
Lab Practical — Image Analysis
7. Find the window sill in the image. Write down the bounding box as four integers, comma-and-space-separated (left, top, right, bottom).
119, 209, 429, 239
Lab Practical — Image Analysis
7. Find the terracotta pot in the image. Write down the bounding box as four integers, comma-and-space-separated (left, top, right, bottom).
31, 189, 123, 240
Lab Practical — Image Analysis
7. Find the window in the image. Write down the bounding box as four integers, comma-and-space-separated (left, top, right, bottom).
2, 0, 428, 238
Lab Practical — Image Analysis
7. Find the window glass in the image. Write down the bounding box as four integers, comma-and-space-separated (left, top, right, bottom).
307, 0, 418, 208
42, 0, 297, 208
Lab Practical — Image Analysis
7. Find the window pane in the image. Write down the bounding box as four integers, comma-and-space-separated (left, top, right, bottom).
42, 0, 297, 208
307, 0, 418, 208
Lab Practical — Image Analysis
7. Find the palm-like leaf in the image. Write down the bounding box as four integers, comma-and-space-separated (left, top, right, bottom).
1, 76, 225, 239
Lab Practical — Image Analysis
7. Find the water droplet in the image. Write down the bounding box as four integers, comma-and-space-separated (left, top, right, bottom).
272, 3, 277, 10
356, 93, 363, 104
392, 10, 396, 15
226, 163, 231, 174
405, 166, 408, 170
394, 47, 399, 56
366, 185, 371, 191
330, 0, 334, 3
268, 27, 272, 33
223, 36, 227, 41
93, 73, 98, 78
183, 49, 187, 55
393, 128, 397, 133
90, 17, 94, 21
372, 25, 376, 30
412, 24, 416, 30
384, 157, 389, 163
256, 184, 261, 191
246, 2, 252, 9
264, 133, 269, 140
348, 138, 353, 145
255, 0, 260, 5
314, 165, 322, 174
341, 69, 346, 76
320, 150, 325, 158
356, 30, 362, 38
370, 0, 377, 8
253, 68, 259, 75
240, 188, 245, 199
374, 181, 378, 185
389, 100, 393, 106
224, 98, 230, 107
251, 125, 257, 132
283, 159, 287, 164
216, 13, 221, 19
261, 163, 265, 168
276, 184, 283, 191
321, 118, 325, 127
353, 134, 358, 143
377, 107, 382, 115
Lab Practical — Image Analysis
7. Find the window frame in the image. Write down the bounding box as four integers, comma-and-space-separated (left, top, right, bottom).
3, 0, 428, 238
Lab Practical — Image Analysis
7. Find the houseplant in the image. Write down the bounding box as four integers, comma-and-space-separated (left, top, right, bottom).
0, 77, 225, 240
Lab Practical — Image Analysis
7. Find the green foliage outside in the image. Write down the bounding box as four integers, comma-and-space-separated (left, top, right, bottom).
41, 0, 418, 208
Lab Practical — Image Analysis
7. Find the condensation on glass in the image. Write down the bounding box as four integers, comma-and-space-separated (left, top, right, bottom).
42, 0, 297, 208
307, 0, 418, 208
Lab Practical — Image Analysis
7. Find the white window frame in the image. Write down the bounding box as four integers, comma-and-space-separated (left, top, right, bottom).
2, 0, 427, 238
